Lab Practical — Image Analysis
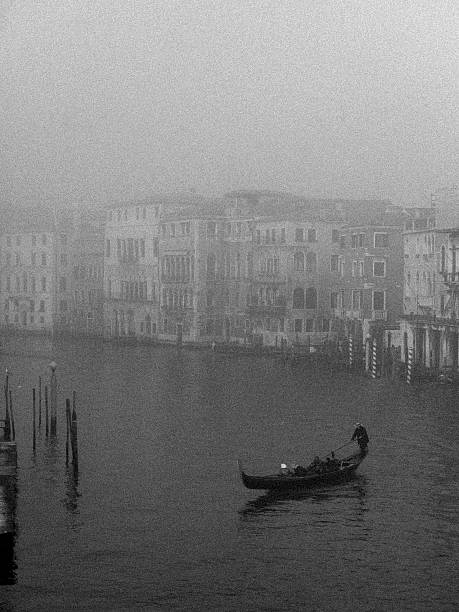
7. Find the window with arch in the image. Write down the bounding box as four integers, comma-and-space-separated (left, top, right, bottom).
206, 253, 216, 279
293, 287, 305, 309
294, 252, 304, 271
306, 252, 317, 272
441, 245, 446, 273
305, 287, 317, 309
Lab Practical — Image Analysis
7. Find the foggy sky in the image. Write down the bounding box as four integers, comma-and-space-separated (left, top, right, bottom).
0, 1, 457, 208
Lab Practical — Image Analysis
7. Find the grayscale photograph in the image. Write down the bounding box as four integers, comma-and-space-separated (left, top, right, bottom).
0, 1, 458, 610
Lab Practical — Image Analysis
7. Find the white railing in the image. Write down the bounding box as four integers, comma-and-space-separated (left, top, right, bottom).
372, 310, 387, 320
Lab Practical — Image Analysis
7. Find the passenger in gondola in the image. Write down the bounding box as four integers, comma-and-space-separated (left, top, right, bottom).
351, 422, 369, 453
279, 463, 290, 476
306, 456, 322, 473
293, 464, 308, 476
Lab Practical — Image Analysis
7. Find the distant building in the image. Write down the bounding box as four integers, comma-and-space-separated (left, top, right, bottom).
70, 206, 105, 336
0, 206, 77, 334
400, 227, 458, 373
247, 216, 343, 345
103, 202, 161, 339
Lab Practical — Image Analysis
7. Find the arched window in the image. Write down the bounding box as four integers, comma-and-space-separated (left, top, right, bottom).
306, 252, 317, 272
305, 287, 317, 309
207, 253, 216, 279
294, 252, 305, 271
247, 252, 253, 276
293, 287, 305, 309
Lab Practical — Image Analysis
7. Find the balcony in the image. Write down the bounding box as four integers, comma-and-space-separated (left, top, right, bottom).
246, 305, 286, 317
331, 308, 345, 318
346, 309, 363, 320
443, 271, 459, 286
372, 310, 387, 320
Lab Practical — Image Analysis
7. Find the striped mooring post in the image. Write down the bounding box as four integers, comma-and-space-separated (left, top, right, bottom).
371, 340, 378, 379
407, 347, 414, 384
349, 336, 353, 368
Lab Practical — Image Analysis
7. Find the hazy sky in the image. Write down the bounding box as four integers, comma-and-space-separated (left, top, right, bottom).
0, 0, 457, 207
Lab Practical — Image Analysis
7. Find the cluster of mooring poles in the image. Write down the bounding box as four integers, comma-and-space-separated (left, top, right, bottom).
345, 335, 414, 384
31, 361, 79, 472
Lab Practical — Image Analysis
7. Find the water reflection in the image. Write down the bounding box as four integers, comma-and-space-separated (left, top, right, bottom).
63, 466, 80, 516
239, 474, 368, 518
0, 478, 17, 585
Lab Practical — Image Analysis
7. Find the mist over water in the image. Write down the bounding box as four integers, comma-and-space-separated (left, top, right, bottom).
0, 2, 457, 206
0, 336, 458, 611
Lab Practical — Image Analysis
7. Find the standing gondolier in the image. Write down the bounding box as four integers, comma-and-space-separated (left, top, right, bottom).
351, 423, 369, 453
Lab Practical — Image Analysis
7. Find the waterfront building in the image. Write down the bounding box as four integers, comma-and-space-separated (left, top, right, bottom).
400, 227, 459, 373
0, 205, 108, 336
247, 216, 343, 345
1, 224, 56, 332
338, 222, 404, 343
70, 206, 105, 336
159, 200, 253, 343
103, 201, 161, 339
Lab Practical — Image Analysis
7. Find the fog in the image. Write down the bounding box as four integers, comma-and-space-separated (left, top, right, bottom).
0, 1, 457, 208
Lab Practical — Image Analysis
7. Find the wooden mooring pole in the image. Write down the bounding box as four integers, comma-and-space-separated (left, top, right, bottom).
32, 388, 36, 452
70, 405, 78, 470
9, 390, 15, 441
50, 362, 57, 436
44, 385, 49, 437
4, 369, 11, 442
38, 376, 42, 429
65, 398, 71, 465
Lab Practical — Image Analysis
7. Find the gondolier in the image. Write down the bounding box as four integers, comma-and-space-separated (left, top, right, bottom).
351, 422, 369, 453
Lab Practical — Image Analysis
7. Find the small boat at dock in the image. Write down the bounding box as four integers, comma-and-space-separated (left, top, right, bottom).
238, 449, 367, 491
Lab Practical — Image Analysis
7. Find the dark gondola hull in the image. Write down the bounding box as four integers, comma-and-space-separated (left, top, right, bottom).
239, 450, 367, 491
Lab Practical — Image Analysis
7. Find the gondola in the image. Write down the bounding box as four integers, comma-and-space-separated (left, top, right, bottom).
238, 448, 367, 491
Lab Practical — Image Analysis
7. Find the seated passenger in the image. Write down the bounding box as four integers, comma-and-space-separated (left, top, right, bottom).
307, 456, 322, 472
293, 464, 308, 476
279, 463, 290, 476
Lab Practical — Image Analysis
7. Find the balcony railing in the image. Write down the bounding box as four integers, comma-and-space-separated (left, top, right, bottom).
443, 272, 459, 285
372, 310, 387, 320
246, 303, 287, 317
346, 309, 363, 320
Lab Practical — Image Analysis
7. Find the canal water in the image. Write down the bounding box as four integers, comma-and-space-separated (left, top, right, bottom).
0, 335, 458, 611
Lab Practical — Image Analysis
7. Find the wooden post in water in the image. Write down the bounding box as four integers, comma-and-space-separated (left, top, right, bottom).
371, 340, 378, 379
65, 398, 71, 465
4, 369, 11, 441
70, 406, 78, 470
38, 376, 42, 429
407, 347, 413, 384
9, 390, 15, 441
44, 385, 49, 437
32, 388, 36, 452
49, 362, 57, 436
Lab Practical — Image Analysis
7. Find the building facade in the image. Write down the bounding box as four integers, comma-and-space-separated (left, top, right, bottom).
401, 227, 459, 373
103, 202, 161, 339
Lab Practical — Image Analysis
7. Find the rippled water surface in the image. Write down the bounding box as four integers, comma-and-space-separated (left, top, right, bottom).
0, 336, 458, 611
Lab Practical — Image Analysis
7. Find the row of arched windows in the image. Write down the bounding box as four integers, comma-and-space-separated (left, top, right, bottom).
206, 252, 243, 280
247, 287, 318, 309
161, 287, 193, 309
162, 255, 194, 281
248, 287, 283, 307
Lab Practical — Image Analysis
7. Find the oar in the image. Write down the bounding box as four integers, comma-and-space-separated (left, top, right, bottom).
326, 440, 354, 456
